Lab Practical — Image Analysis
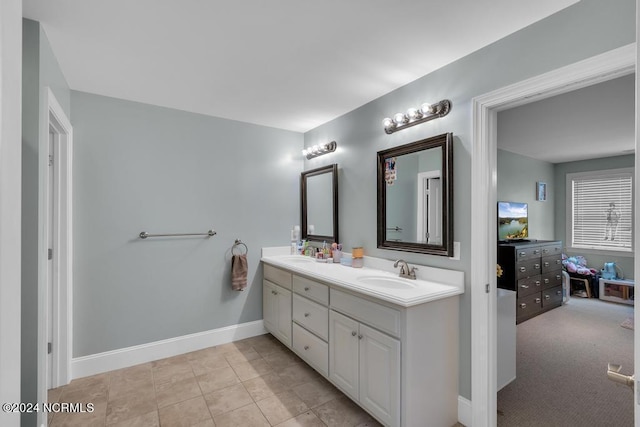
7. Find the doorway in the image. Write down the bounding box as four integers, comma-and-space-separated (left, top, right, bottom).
39, 88, 73, 407
469, 44, 636, 426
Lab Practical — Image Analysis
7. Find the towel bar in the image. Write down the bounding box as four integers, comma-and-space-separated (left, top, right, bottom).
139, 230, 216, 239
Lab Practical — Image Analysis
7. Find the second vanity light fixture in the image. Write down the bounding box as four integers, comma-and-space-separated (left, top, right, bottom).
382, 99, 452, 134
302, 141, 337, 159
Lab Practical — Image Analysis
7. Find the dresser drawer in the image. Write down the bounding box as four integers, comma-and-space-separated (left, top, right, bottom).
541, 270, 563, 290
292, 323, 328, 376
516, 293, 543, 323
264, 264, 292, 290
331, 289, 401, 338
293, 294, 329, 340
541, 254, 562, 273
543, 285, 563, 308
515, 246, 542, 261
540, 243, 562, 257
517, 276, 543, 298
293, 275, 329, 305
516, 259, 542, 279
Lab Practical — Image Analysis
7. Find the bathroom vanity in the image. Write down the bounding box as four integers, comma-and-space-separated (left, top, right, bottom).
261, 248, 464, 427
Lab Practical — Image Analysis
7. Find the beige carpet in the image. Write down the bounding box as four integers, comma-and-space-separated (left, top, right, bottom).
497, 297, 634, 427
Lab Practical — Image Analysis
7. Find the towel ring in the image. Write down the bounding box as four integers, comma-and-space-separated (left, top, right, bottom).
232, 239, 248, 255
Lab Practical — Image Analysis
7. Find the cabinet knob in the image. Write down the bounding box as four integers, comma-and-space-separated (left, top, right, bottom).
304, 313, 310, 317
304, 345, 309, 351
352, 331, 357, 336
304, 287, 310, 291
520, 303, 527, 309
358, 334, 363, 340
272, 290, 277, 295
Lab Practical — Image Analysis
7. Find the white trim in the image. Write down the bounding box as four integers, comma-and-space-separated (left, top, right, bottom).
471, 43, 636, 427
0, 1, 23, 426
458, 396, 473, 427
71, 320, 267, 379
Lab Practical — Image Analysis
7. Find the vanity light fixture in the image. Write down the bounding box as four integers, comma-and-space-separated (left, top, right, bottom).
382, 99, 452, 134
302, 140, 337, 159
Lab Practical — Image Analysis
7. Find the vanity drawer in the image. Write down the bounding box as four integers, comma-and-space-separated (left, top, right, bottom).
293, 294, 329, 340
330, 289, 401, 338
292, 323, 328, 377
264, 264, 292, 290
293, 275, 329, 306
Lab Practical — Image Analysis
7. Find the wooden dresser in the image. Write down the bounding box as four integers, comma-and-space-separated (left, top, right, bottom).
498, 240, 563, 324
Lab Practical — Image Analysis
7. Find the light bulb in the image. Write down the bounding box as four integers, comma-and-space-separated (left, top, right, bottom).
393, 113, 408, 125
407, 108, 422, 121
302, 149, 308, 156
420, 103, 433, 115
312, 145, 319, 153
382, 117, 394, 128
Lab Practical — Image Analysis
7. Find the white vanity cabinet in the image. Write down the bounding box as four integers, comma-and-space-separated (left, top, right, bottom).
263, 265, 292, 347
329, 309, 400, 426
261, 259, 461, 427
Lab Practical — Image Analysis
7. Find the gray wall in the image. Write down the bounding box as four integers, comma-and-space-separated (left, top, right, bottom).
555, 155, 635, 279
497, 150, 556, 240
22, 19, 71, 426
71, 91, 303, 356
302, 0, 635, 400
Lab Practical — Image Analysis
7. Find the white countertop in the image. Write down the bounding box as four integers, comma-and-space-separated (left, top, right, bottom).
261, 248, 464, 308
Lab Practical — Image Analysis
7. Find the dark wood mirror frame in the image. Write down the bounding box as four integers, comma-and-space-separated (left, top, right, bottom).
301, 164, 339, 243
377, 133, 453, 256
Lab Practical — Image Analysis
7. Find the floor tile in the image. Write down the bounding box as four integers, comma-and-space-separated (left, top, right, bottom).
275, 362, 320, 388
190, 353, 231, 376
230, 358, 273, 381
312, 396, 378, 427
203, 383, 253, 416
106, 394, 157, 425
50, 400, 108, 427
108, 377, 155, 402
292, 378, 342, 408
196, 366, 241, 394
213, 402, 270, 427
152, 360, 194, 386
243, 372, 290, 401
155, 376, 202, 408
64, 373, 109, 392
261, 347, 302, 371
158, 395, 213, 427
255, 390, 309, 425
274, 410, 327, 427
107, 410, 159, 427
62, 381, 109, 404
225, 347, 263, 367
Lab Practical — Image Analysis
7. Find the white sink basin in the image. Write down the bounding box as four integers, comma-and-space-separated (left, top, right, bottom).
356, 275, 418, 289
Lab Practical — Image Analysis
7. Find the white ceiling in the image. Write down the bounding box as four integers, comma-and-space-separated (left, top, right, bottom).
23, 0, 578, 133
498, 74, 635, 163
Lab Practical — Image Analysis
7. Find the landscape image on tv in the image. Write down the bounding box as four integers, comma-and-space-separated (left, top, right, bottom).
498, 202, 528, 240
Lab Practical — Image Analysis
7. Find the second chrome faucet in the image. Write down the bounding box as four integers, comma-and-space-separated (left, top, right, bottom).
394, 259, 418, 280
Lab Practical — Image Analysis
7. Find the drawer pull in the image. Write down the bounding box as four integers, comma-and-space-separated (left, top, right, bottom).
543, 262, 550, 267
556, 290, 562, 295
520, 284, 529, 289
556, 275, 561, 281
272, 290, 277, 295
304, 345, 310, 351
352, 331, 357, 337
556, 259, 562, 265
519, 251, 526, 257
535, 298, 541, 304
304, 313, 310, 317
519, 267, 527, 273
542, 249, 549, 254
544, 278, 550, 284
534, 263, 540, 270
545, 295, 550, 300
535, 281, 541, 287
358, 334, 363, 340
520, 303, 527, 309
304, 287, 310, 291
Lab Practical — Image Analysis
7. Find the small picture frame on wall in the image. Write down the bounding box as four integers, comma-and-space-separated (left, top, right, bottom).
536, 181, 547, 201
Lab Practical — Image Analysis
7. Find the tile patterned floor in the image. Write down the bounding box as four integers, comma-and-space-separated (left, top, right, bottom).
47, 334, 385, 427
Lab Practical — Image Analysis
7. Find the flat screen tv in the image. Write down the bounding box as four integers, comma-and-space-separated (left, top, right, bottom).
498, 201, 528, 241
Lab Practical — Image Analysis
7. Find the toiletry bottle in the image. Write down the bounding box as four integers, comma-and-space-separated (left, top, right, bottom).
291, 226, 300, 255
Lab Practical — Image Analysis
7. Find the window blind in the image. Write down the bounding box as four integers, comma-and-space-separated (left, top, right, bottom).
571, 172, 632, 251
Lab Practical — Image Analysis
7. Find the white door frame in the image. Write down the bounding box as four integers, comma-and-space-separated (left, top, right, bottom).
416, 171, 440, 243
39, 88, 73, 405
470, 44, 636, 426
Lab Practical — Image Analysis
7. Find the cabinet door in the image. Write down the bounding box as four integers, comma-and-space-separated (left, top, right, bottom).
274, 286, 292, 347
359, 323, 400, 427
263, 280, 292, 347
329, 310, 359, 400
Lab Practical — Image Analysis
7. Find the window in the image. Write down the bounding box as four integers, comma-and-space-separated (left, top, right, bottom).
567, 168, 633, 253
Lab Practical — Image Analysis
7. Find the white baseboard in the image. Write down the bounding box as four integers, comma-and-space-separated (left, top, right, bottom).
71, 320, 267, 380
458, 395, 472, 427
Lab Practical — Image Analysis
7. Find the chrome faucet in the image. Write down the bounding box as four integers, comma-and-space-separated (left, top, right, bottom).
394, 259, 418, 279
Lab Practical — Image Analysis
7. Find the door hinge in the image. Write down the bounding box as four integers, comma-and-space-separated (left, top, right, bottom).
49, 154, 53, 166
47, 342, 52, 355
485, 283, 490, 294
48, 248, 53, 260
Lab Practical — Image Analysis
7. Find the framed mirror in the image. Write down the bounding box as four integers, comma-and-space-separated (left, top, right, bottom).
377, 133, 453, 256
301, 164, 338, 243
